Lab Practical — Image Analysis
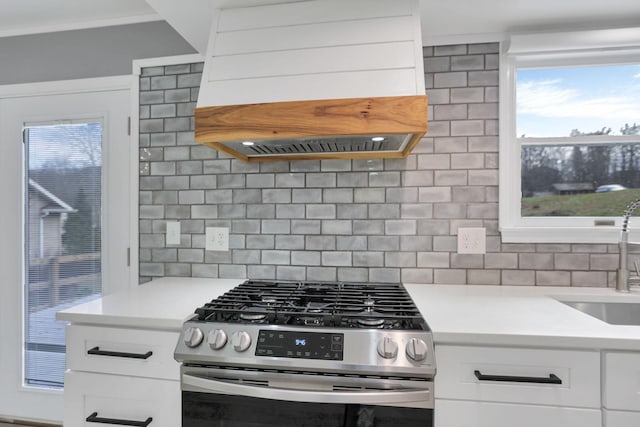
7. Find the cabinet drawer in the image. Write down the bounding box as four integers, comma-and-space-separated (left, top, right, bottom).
66, 324, 180, 380
604, 409, 640, 426
64, 371, 180, 427
604, 352, 640, 411
435, 345, 600, 408
435, 399, 602, 427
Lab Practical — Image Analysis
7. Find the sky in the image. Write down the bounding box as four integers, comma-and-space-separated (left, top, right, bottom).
517, 64, 640, 138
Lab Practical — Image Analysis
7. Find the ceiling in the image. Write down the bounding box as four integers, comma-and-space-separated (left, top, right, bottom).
0, 0, 159, 37
1, 0, 640, 46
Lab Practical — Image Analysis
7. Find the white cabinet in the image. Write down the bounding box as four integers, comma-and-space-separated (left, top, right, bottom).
603, 351, 640, 427
63, 324, 181, 427
436, 400, 602, 427
604, 410, 640, 427
434, 345, 602, 427
66, 324, 180, 380
65, 371, 180, 427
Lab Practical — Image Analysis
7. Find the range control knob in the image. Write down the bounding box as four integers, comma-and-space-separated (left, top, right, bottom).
377, 336, 398, 359
208, 329, 228, 350
183, 326, 204, 348
231, 331, 252, 352
406, 338, 428, 362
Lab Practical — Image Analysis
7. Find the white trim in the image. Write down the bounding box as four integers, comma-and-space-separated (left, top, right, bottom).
411, 1, 426, 95
520, 135, 640, 145
0, 14, 162, 38
129, 71, 140, 286
501, 227, 640, 244
499, 28, 640, 244
132, 54, 204, 76
422, 32, 504, 47
0, 75, 132, 99
508, 28, 640, 55
498, 43, 519, 236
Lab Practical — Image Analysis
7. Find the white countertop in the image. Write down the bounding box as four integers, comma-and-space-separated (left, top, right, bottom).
57, 277, 640, 350
406, 284, 640, 351
56, 277, 240, 330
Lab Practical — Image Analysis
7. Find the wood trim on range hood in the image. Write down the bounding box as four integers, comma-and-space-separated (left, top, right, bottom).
194, 95, 428, 162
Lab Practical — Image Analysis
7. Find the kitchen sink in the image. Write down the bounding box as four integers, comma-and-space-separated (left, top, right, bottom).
562, 301, 640, 326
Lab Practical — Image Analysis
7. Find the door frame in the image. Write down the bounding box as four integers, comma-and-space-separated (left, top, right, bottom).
0, 75, 133, 424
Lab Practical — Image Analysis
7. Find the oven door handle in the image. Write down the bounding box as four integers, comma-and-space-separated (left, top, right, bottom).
182, 373, 430, 406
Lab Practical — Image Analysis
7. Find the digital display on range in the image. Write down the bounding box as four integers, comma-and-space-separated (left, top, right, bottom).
255, 330, 344, 360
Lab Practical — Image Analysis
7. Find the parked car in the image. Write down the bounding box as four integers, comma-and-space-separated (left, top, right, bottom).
595, 184, 627, 193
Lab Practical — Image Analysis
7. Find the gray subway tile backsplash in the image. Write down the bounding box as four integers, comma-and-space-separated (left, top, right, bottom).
138, 43, 616, 287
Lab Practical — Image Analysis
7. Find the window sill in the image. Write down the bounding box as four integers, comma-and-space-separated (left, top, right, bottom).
500, 227, 639, 244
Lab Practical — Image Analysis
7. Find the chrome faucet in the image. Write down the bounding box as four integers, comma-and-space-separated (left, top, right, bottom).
617, 198, 640, 292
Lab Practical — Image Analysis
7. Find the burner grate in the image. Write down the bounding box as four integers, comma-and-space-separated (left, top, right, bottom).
193, 280, 428, 331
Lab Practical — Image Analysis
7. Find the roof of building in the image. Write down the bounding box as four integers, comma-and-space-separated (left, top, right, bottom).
551, 183, 595, 192
28, 179, 75, 213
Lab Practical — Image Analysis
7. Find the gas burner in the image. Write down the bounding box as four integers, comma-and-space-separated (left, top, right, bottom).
239, 313, 267, 322
286, 301, 333, 326
356, 317, 387, 328
351, 297, 386, 327
304, 302, 331, 313
355, 308, 387, 328
239, 306, 268, 322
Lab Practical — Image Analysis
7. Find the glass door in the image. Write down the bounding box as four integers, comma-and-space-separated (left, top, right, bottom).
0, 83, 131, 423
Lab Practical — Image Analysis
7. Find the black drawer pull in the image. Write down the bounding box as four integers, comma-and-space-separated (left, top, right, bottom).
86, 412, 152, 426
87, 346, 153, 360
474, 370, 562, 384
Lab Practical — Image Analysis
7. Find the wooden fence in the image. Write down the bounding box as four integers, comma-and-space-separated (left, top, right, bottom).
28, 252, 101, 311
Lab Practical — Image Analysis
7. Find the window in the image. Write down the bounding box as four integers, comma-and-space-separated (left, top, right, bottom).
499, 28, 640, 243
24, 121, 103, 389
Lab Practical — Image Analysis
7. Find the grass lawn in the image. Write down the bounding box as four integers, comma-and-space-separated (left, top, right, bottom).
522, 189, 640, 216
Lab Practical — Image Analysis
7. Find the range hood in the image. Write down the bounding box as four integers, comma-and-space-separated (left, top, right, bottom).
195, 0, 427, 162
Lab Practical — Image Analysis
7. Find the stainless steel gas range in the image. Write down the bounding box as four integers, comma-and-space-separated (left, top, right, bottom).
174, 280, 435, 427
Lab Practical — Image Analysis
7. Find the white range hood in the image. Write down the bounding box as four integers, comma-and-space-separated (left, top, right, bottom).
194, 0, 428, 162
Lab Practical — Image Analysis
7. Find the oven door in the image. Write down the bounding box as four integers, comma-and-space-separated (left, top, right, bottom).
181, 365, 433, 427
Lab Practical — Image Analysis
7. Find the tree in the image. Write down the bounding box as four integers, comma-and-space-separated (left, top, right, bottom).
521, 165, 561, 196
521, 146, 564, 195
68, 122, 102, 167
606, 123, 640, 188
563, 125, 640, 189
585, 146, 611, 187
62, 189, 100, 255
620, 123, 640, 135
570, 146, 587, 182
570, 127, 612, 136
570, 127, 612, 185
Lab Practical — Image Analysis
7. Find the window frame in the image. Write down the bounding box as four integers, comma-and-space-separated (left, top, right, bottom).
499, 28, 640, 243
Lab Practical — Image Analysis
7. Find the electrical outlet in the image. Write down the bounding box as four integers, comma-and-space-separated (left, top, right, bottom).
457, 227, 486, 254
206, 227, 229, 251
166, 221, 181, 245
